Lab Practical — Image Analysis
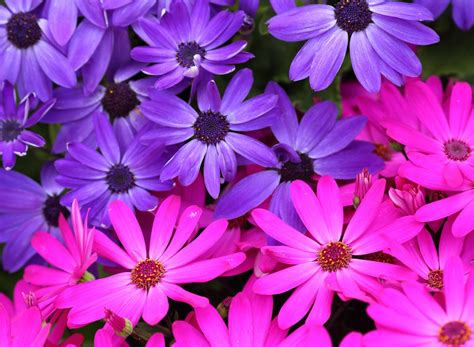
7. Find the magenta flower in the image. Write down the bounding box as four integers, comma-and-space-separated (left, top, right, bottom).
172, 277, 331, 347
252, 177, 417, 329
387, 218, 471, 291
366, 257, 474, 347
56, 196, 245, 327
24, 199, 97, 317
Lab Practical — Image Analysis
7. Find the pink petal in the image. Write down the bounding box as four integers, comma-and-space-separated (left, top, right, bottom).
31, 232, 76, 272
278, 273, 320, 329
147, 333, 165, 347
161, 282, 209, 307
307, 282, 334, 325
444, 257, 465, 318
195, 305, 231, 347
416, 190, 474, 222
280, 325, 331, 347
344, 179, 386, 245
143, 286, 169, 325
451, 199, 474, 237
443, 162, 464, 188
416, 229, 439, 270
93, 230, 136, 269
262, 245, 315, 265
165, 253, 245, 284
172, 321, 211, 347
384, 121, 441, 153
290, 180, 332, 243
253, 262, 318, 295
167, 219, 228, 268
108, 200, 146, 262
23, 265, 70, 287
449, 82, 472, 138
149, 195, 181, 259
350, 259, 416, 282
401, 282, 447, 325
228, 293, 253, 347
439, 220, 464, 267
159, 205, 202, 261
461, 270, 474, 321
364, 330, 435, 346
317, 176, 343, 241
251, 209, 318, 252
336, 269, 366, 300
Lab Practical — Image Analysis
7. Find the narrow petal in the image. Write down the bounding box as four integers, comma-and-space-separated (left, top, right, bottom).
142, 287, 169, 325
350, 30, 381, 93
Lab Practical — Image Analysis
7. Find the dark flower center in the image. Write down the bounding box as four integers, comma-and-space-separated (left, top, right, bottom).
106, 164, 135, 193
6, 12, 42, 49
444, 139, 471, 161
335, 0, 372, 34
42, 195, 70, 227
428, 269, 444, 290
101, 83, 140, 119
363, 251, 396, 264
317, 241, 352, 272
279, 153, 314, 182
131, 259, 166, 290
176, 41, 206, 68
193, 111, 230, 145
374, 144, 392, 161
0, 120, 22, 142
438, 321, 471, 346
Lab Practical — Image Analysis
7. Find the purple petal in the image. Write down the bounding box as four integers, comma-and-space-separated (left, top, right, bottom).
40, 161, 63, 195
55, 159, 105, 180
289, 36, 320, 82
128, 186, 158, 211
178, 141, 207, 186
372, 14, 439, 45
17, 49, 52, 101
67, 142, 109, 171
309, 116, 367, 158
160, 140, 196, 181
295, 101, 337, 153
93, 112, 120, 165
228, 94, 277, 125
75, 0, 107, 28
142, 61, 180, 76
141, 126, 194, 146
153, 67, 185, 90
134, 17, 177, 48
452, 0, 474, 31
24, 98, 56, 127
204, 145, 220, 198
111, 0, 155, 27
309, 27, 348, 91
414, 0, 449, 18
198, 11, 242, 48
141, 94, 197, 127
369, 2, 434, 21
161, 0, 192, 43
314, 141, 385, 179
268, 5, 336, 42
0, 6, 11, 25
220, 68, 253, 115
131, 46, 175, 63
34, 40, 76, 88
215, 170, 281, 219
68, 20, 106, 70
216, 141, 237, 182
0, 45, 21, 84
190, 0, 210, 38
206, 41, 247, 61
225, 133, 278, 168
18, 130, 45, 147
49, 0, 77, 45
1, 144, 16, 170
198, 80, 221, 113
366, 23, 421, 77
2, 82, 16, 116
350, 31, 381, 93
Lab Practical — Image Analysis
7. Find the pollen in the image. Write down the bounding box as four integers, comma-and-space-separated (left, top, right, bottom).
438, 321, 471, 346
131, 259, 166, 290
427, 269, 444, 290
317, 241, 353, 272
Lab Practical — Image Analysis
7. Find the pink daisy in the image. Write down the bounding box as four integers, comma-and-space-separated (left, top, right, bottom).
252, 177, 417, 329
387, 218, 471, 291
385, 80, 474, 191
56, 195, 245, 328
24, 199, 97, 317
172, 276, 331, 347
365, 257, 474, 347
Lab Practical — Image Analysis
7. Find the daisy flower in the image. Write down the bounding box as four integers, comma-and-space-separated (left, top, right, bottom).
140, 69, 278, 198
131, 0, 252, 89
41, 69, 152, 153
267, 0, 439, 92
55, 112, 172, 226
365, 257, 474, 347
0, 163, 68, 272
252, 177, 417, 329
215, 82, 383, 227
24, 199, 97, 317
414, 0, 474, 31
56, 196, 246, 328
0, 82, 55, 169
0, 0, 76, 100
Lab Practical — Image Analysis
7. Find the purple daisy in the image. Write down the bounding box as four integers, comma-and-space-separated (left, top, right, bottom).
414, 0, 474, 30
215, 82, 384, 230
0, 82, 55, 170
0, 0, 77, 100
41, 70, 153, 153
140, 68, 278, 198
0, 162, 67, 272
131, 0, 253, 90
66, 1, 154, 94
267, 0, 439, 92
55, 112, 172, 226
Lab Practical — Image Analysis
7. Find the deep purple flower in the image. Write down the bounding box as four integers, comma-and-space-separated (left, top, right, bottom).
0, 0, 77, 100
414, 0, 474, 30
0, 163, 67, 272
66, 1, 154, 94
267, 0, 439, 92
215, 82, 384, 230
55, 112, 172, 226
131, 0, 253, 90
140, 68, 278, 198
41, 70, 153, 153
0, 82, 55, 170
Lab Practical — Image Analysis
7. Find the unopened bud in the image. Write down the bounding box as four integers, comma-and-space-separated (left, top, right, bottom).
22, 291, 38, 308
104, 308, 133, 338
389, 179, 425, 215
353, 169, 372, 208
80, 271, 95, 283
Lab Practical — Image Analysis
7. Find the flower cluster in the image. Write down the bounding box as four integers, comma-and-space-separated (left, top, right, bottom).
0, 0, 473, 346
